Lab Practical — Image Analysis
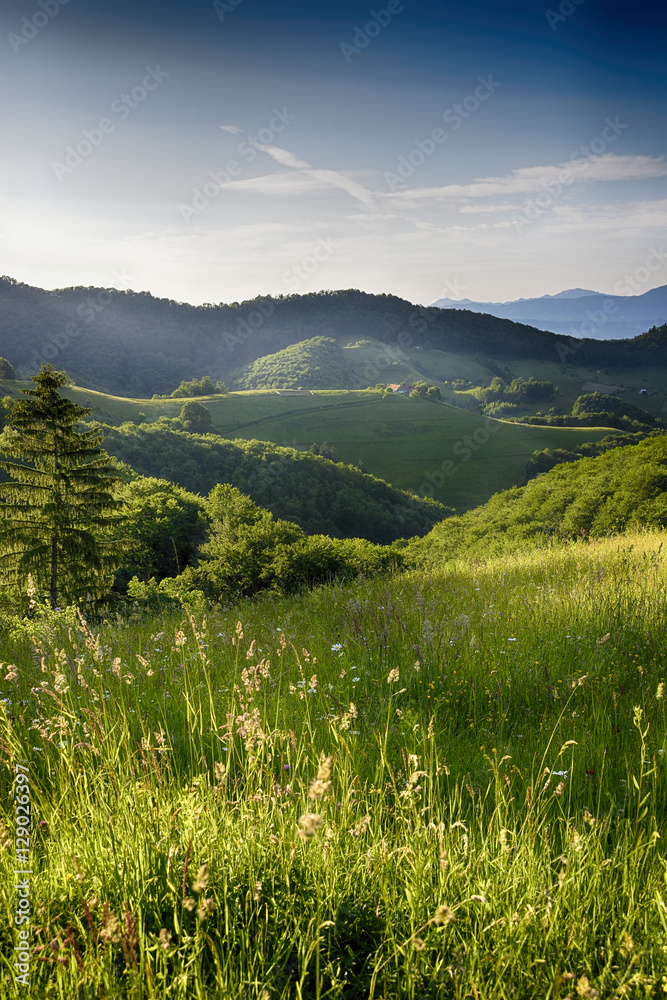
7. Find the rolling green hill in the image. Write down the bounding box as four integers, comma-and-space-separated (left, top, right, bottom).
0, 378, 626, 512
408, 432, 667, 563
3, 275, 667, 397
98, 422, 449, 544
231, 336, 359, 390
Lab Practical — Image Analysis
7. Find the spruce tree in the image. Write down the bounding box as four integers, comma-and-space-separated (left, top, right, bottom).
0, 364, 123, 606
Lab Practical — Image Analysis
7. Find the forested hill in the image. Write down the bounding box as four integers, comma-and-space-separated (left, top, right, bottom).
408, 433, 667, 563
2, 275, 667, 397
100, 422, 450, 543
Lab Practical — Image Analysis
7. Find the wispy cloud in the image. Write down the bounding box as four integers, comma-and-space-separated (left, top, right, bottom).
384, 154, 667, 203
220, 144, 378, 207
256, 145, 310, 169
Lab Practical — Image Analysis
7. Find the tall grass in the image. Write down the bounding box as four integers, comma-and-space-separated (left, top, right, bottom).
0, 533, 666, 998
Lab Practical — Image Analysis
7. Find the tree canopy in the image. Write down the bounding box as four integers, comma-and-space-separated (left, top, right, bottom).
0, 364, 123, 606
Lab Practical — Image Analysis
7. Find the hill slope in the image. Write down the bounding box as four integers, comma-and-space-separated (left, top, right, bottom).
99, 421, 450, 543
3, 276, 667, 397
408, 433, 667, 562
231, 336, 359, 390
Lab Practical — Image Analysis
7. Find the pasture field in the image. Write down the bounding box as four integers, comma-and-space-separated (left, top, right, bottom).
0, 366, 653, 513
6, 381, 620, 512
1, 532, 666, 998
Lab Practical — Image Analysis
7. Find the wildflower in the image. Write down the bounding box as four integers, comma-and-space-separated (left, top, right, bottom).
331, 643, 342, 652
298, 813, 323, 839
433, 905, 456, 926
387, 668, 400, 684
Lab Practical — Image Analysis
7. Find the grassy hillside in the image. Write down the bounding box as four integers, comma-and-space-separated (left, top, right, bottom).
1, 533, 665, 997
99, 422, 449, 543
0, 376, 646, 514
14, 382, 623, 512
409, 432, 667, 563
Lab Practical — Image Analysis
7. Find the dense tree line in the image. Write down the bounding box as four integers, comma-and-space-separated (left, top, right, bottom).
98, 421, 451, 543
521, 431, 651, 482
513, 392, 664, 431
3, 275, 666, 397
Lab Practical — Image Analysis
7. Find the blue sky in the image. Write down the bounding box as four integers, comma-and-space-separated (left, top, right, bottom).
1, 0, 665, 305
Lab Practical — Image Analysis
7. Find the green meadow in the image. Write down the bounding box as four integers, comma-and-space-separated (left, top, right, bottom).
1, 532, 666, 998
14, 382, 621, 512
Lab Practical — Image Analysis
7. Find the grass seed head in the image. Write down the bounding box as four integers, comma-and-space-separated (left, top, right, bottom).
433, 905, 456, 925
298, 813, 323, 839
192, 864, 209, 893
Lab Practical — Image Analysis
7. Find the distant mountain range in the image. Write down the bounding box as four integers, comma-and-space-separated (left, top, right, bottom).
431, 285, 667, 339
